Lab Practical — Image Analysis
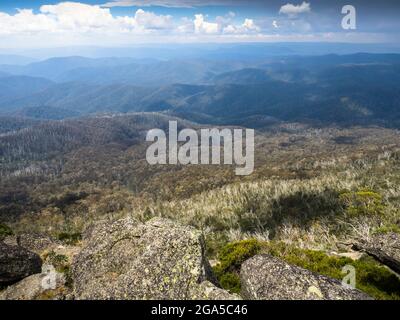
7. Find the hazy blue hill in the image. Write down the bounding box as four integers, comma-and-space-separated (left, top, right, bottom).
7, 43, 400, 61
0, 57, 241, 85
139, 84, 206, 111
2, 73, 399, 127
56, 59, 246, 86
2, 82, 203, 114
0, 53, 399, 127
78, 84, 155, 113
318, 63, 400, 85
0, 55, 37, 65
0, 56, 141, 80
177, 82, 306, 120
4, 53, 397, 86
12, 106, 81, 120
0, 76, 54, 106
213, 54, 400, 85
212, 68, 273, 85
2, 82, 155, 113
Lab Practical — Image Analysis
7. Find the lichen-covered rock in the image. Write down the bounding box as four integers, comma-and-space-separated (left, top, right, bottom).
71, 217, 218, 300
0, 242, 42, 286
3, 233, 59, 254
240, 255, 372, 300
190, 281, 241, 300
0, 265, 66, 300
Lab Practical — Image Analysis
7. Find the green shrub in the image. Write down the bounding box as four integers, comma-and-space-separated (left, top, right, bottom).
0, 223, 13, 240
213, 239, 262, 293
43, 251, 73, 288
218, 272, 241, 294
374, 224, 400, 235
57, 232, 82, 245
353, 257, 400, 300
205, 232, 229, 258
44, 251, 70, 274
339, 189, 385, 217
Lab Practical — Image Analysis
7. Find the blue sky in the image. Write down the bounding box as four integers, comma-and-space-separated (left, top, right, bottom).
0, 0, 398, 48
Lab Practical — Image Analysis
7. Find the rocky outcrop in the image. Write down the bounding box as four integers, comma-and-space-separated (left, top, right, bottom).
352, 232, 400, 274
3, 233, 59, 254
190, 281, 241, 300
0, 265, 66, 300
71, 217, 222, 300
240, 254, 372, 300
0, 242, 42, 286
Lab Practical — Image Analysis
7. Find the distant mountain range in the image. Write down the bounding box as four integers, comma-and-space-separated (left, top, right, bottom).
0, 55, 37, 66
4, 43, 400, 60
0, 53, 399, 127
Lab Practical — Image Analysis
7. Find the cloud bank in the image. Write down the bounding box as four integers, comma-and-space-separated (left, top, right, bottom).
0, 1, 395, 47
0, 2, 260, 37
279, 2, 311, 17
102, 0, 242, 8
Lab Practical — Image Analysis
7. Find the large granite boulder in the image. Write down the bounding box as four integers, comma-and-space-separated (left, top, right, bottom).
240, 254, 372, 300
71, 217, 224, 300
0, 242, 42, 286
0, 265, 66, 300
3, 233, 59, 254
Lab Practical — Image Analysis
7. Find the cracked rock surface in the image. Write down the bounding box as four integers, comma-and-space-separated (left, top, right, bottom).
71, 217, 233, 300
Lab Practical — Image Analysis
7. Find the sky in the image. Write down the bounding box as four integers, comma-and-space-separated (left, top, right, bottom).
0, 0, 399, 48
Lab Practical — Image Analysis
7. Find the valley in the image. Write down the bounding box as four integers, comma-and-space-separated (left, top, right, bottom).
1, 49, 399, 300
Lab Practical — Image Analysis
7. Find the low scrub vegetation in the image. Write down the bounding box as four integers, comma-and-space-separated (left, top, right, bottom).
2, 123, 400, 300
0, 223, 13, 240
57, 232, 82, 246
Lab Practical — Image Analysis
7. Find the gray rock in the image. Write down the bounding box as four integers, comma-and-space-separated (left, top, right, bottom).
190, 281, 242, 300
71, 217, 218, 300
0, 242, 42, 286
3, 233, 59, 254
353, 232, 400, 274
240, 254, 372, 300
0, 265, 66, 300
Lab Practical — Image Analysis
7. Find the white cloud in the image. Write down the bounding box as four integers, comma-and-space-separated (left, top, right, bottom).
215, 12, 235, 26
0, 2, 257, 39
102, 0, 240, 8
40, 2, 116, 30
243, 19, 259, 32
0, 2, 176, 36
0, 9, 57, 34
0, 1, 388, 47
134, 9, 173, 29
223, 18, 260, 34
194, 14, 219, 34
180, 13, 260, 35
177, 17, 194, 33
279, 2, 311, 17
